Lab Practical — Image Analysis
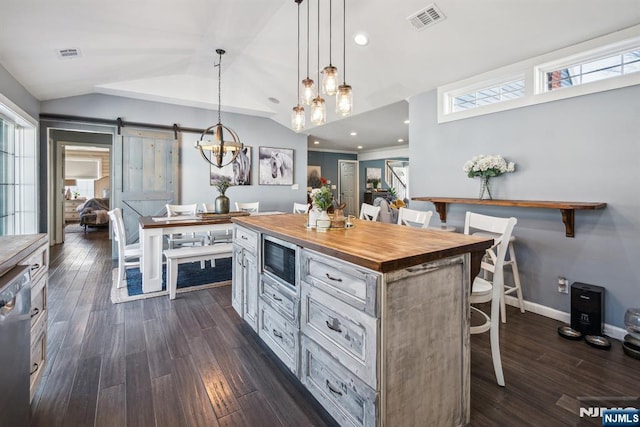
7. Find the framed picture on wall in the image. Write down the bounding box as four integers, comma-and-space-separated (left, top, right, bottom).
366, 167, 381, 188
210, 147, 251, 186
307, 165, 322, 188
259, 147, 294, 185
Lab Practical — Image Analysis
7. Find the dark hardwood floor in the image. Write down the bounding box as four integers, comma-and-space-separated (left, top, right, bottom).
31, 228, 639, 426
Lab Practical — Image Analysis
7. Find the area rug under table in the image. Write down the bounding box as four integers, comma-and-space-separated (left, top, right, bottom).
110, 258, 232, 303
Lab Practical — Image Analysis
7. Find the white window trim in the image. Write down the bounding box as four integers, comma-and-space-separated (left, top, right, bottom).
438, 24, 640, 123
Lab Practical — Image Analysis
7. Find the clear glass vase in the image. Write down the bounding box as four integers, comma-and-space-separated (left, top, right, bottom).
479, 176, 492, 200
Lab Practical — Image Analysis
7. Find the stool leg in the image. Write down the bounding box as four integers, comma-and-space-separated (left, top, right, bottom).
168, 259, 178, 300
509, 242, 525, 313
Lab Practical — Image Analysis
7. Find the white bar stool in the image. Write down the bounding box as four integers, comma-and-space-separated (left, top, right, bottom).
473, 232, 525, 323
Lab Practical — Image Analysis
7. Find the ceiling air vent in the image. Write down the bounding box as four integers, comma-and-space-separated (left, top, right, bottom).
407, 4, 446, 31
56, 48, 81, 59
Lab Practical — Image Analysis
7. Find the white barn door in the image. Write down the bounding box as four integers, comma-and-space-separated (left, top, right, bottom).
113, 128, 179, 244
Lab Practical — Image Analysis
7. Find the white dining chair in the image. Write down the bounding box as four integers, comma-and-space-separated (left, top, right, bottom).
293, 202, 310, 214
359, 203, 381, 221
108, 208, 141, 289
464, 211, 517, 387
165, 204, 206, 249
235, 202, 259, 213
397, 207, 433, 228
202, 203, 232, 244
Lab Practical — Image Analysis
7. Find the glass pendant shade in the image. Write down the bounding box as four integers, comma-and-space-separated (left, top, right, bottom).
310, 96, 326, 125
336, 84, 353, 116
301, 78, 315, 105
292, 105, 306, 131
322, 66, 339, 96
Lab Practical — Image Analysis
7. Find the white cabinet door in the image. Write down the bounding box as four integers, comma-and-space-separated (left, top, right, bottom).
231, 244, 244, 317
243, 250, 259, 331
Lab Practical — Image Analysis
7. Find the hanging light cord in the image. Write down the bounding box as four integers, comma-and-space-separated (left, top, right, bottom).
306, 0, 310, 78
317, 0, 320, 86
329, 0, 333, 66
297, 0, 301, 102
217, 51, 222, 124
342, 0, 346, 84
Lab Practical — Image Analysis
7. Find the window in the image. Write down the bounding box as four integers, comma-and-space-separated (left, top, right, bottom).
544, 48, 640, 91
0, 97, 38, 236
452, 79, 525, 112
438, 28, 640, 123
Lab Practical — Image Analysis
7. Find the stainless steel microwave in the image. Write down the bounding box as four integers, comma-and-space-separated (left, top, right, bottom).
262, 234, 297, 290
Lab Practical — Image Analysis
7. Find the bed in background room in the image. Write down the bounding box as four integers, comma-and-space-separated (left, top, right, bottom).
78, 198, 110, 231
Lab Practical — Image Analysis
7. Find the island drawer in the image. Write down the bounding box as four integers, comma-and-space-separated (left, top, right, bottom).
258, 300, 299, 374
301, 335, 377, 427
30, 317, 46, 402
300, 249, 378, 316
23, 244, 49, 284
234, 225, 258, 252
30, 273, 47, 329
260, 273, 298, 322
301, 283, 377, 389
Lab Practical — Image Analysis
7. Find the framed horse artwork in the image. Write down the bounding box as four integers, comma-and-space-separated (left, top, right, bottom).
258, 146, 294, 185
210, 146, 251, 186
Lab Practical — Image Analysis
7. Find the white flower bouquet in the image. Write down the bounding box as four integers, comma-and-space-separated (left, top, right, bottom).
463, 155, 515, 179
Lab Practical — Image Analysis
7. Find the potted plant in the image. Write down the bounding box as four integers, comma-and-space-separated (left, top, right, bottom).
213, 176, 231, 213
310, 185, 334, 231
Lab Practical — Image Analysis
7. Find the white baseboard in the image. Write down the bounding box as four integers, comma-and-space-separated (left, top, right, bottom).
504, 295, 626, 341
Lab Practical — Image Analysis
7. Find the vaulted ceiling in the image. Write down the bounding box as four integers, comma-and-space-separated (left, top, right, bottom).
1, 0, 639, 151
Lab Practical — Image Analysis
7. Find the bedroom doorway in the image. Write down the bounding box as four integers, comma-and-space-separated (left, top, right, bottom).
48, 129, 113, 245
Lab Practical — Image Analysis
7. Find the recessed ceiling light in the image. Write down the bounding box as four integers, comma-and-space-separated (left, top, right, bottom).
403, 119, 410, 124
314, 140, 320, 145
268, 97, 280, 104
354, 32, 369, 46
350, 131, 357, 136
397, 138, 404, 143
357, 145, 363, 149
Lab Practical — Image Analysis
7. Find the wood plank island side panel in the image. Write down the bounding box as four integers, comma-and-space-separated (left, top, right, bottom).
231, 214, 493, 273
0, 234, 49, 277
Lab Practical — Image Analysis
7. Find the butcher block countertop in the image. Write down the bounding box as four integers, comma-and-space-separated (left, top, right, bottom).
232, 213, 493, 273
0, 234, 48, 277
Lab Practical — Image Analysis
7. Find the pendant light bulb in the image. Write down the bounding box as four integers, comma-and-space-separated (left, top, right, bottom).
310, 96, 326, 125
322, 66, 339, 96
292, 105, 306, 131
301, 78, 315, 105
336, 84, 352, 116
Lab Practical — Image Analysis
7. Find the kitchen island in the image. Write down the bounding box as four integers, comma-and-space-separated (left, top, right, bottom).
231, 213, 493, 427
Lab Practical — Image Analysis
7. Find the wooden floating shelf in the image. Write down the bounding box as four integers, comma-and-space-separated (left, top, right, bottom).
411, 197, 607, 238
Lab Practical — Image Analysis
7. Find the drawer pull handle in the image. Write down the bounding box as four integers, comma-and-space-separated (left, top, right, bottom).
241, 235, 248, 240
31, 307, 40, 318
325, 319, 342, 334
325, 273, 343, 282
326, 380, 343, 396
30, 363, 39, 375
31, 263, 40, 271
272, 294, 282, 302
272, 329, 283, 339
406, 264, 438, 273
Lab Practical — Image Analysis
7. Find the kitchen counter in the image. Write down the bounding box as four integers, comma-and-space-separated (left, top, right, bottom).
232, 213, 492, 276
0, 234, 49, 277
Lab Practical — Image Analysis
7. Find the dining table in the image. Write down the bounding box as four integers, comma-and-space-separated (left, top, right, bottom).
137, 212, 249, 293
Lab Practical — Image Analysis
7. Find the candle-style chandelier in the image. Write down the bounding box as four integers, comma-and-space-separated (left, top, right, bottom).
196, 49, 244, 168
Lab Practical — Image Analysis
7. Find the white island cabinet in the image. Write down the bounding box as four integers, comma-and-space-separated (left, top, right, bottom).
231, 214, 493, 427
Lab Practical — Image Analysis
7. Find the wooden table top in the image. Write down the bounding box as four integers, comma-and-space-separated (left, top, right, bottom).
232, 214, 493, 273
139, 211, 250, 229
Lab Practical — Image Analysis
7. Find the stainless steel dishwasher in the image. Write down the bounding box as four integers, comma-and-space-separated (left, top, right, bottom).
0, 265, 32, 427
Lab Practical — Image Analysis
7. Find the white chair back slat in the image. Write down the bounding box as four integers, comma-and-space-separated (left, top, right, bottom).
397, 207, 433, 228
359, 203, 381, 221
235, 202, 259, 213
293, 202, 310, 214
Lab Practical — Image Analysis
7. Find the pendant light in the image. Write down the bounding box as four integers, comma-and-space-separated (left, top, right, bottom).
195, 49, 244, 168
300, 0, 314, 105
310, 0, 326, 125
336, 0, 352, 116
292, 0, 305, 131
322, 0, 339, 96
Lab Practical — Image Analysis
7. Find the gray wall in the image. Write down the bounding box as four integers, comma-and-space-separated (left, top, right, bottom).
409, 86, 640, 328
359, 157, 408, 202
40, 94, 308, 212
308, 150, 357, 199
0, 64, 39, 119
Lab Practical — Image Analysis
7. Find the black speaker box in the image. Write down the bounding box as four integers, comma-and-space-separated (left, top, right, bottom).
570, 282, 605, 336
